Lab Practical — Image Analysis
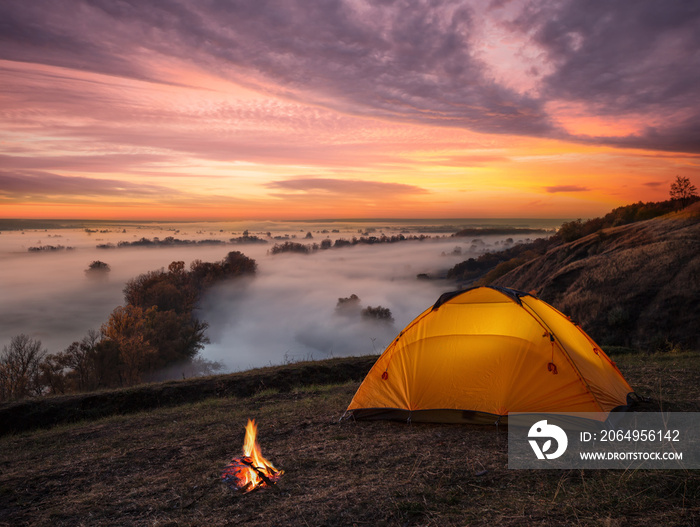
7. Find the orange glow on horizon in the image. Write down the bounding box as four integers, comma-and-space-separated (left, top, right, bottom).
1, 59, 696, 223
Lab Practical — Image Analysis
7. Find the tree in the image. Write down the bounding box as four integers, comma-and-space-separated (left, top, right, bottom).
101, 305, 158, 386
361, 306, 395, 324
42, 253, 256, 392
140, 308, 209, 370
0, 334, 46, 401
168, 260, 185, 274
40, 353, 68, 395
54, 330, 102, 392
670, 175, 698, 208
40, 330, 123, 394
123, 269, 196, 314
269, 241, 311, 255
336, 294, 362, 317
101, 303, 209, 386
85, 260, 111, 281
91, 338, 122, 388
558, 219, 585, 242
222, 251, 257, 276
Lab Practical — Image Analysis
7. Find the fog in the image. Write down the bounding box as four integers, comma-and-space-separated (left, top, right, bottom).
0, 220, 559, 371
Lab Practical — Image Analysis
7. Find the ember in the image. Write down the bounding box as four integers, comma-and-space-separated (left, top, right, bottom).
221, 419, 283, 493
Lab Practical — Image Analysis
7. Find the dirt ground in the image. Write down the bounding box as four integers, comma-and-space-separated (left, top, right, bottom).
1, 352, 698, 526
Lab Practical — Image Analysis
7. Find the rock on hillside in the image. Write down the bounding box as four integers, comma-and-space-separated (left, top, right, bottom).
492, 204, 700, 349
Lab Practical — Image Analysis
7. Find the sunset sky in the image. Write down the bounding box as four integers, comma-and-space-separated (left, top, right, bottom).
1, 0, 698, 220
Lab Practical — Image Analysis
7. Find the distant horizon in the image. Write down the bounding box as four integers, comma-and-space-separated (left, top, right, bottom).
0, 216, 572, 222
0, 216, 573, 229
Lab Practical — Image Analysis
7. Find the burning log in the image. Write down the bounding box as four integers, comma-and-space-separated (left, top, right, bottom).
221, 419, 283, 493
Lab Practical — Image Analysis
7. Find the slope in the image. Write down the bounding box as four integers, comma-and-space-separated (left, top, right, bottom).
492, 204, 700, 349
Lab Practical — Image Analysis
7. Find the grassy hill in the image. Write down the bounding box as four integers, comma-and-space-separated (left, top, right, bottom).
491, 203, 700, 350
0, 356, 378, 436
1, 352, 699, 526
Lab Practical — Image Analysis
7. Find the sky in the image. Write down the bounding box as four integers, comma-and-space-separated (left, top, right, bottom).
1, 0, 699, 220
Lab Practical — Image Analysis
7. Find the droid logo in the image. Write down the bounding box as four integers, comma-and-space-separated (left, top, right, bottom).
528, 419, 568, 460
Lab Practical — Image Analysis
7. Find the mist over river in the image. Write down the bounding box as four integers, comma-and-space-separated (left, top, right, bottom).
0, 218, 562, 372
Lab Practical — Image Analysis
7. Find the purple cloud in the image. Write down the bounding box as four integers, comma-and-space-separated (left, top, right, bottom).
0, 170, 181, 198
0, 1, 552, 137
0, 0, 698, 153
513, 0, 700, 152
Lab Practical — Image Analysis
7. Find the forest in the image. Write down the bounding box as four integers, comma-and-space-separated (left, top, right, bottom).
0, 251, 256, 402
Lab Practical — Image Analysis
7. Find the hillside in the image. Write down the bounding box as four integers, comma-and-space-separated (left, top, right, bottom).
0, 356, 377, 436
492, 203, 700, 349
1, 352, 699, 526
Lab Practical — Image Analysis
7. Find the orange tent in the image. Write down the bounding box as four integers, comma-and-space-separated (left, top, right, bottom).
346, 286, 633, 423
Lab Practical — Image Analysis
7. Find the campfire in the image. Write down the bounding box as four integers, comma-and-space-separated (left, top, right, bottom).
221, 419, 284, 493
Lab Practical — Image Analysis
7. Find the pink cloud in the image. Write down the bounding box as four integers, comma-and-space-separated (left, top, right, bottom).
545, 185, 590, 193
265, 178, 429, 198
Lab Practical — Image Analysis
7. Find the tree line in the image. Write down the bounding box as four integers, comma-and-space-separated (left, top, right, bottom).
270, 233, 432, 255
0, 251, 257, 402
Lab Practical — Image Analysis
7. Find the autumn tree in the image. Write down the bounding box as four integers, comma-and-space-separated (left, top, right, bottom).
41, 330, 105, 394
168, 260, 185, 274
90, 338, 122, 388
139, 308, 209, 369
0, 334, 46, 401
124, 269, 196, 314
63, 330, 101, 390
670, 175, 698, 208
102, 304, 209, 385
42, 252, 256, 392
103, 252, 253, 385
101, 305, 159, 386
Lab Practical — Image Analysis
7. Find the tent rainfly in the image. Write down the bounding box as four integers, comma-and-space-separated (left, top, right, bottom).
346, 286, 634, 424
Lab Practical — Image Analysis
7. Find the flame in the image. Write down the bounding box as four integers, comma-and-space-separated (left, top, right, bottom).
221, 419, 283, 493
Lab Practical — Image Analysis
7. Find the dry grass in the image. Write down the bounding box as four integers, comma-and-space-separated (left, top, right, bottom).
494, 212, 700, 349
611, 351, 700, 413
0, 356, 378, 436
1, 353, 699, 527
